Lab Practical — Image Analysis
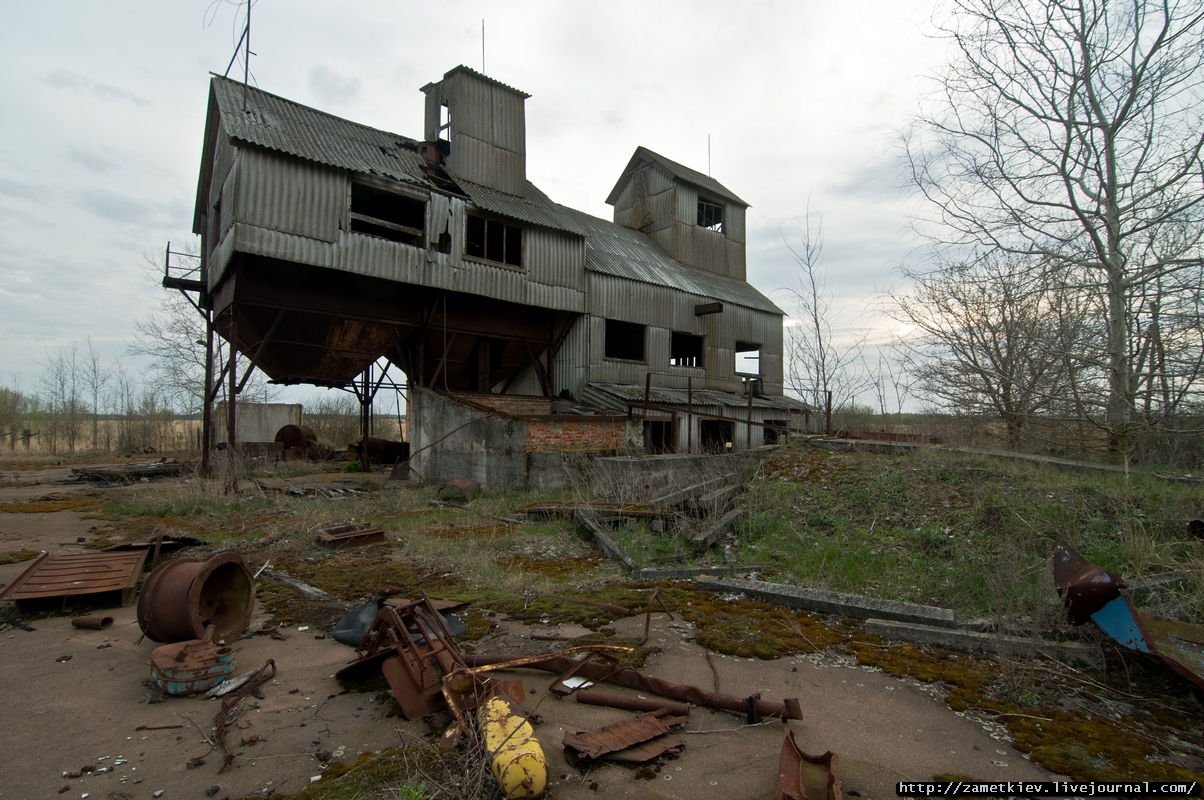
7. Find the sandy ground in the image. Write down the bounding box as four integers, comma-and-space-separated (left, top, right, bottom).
0, 465, 1054, 800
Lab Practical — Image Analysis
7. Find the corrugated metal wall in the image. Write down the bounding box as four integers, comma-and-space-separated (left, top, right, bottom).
447, 133, 525, 196
235, 147, 344, 243
585, 273, 783, 394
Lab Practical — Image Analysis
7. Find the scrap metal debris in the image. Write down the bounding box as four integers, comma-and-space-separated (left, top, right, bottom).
71, 460, 196, 483
216, 659, 276, 773
436, 478, 481, 503
137, 552, 254, 643
314, 522, 387, 548
1054, 538, 1204, 690
563, 708, 688, 764
464, 653, 803, 721
775, 729, 842, 800
574, 691, 690, 716
0, 550, 148, 608
478, 693, 547, 799
146, 625, 236, 696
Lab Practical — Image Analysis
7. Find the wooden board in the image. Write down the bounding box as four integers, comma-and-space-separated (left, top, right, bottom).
0, 550, 148, 607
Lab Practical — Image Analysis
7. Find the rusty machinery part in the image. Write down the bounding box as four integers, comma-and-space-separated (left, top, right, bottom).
464, 653, 802, 721
440, 669, 527, 748
563, 708, 688, 764
549, 650, 622, 698
574, 690, 690, 717
338, 595, 467, 721
71, 615, 114, 630
775, 728, 842, 800
274, 424, 317, 450
479, 694, 547, 799
137, 552, 255, 643
436, 478, 481, 503
1053, 537, 1126, 625
217, 659, 277, 774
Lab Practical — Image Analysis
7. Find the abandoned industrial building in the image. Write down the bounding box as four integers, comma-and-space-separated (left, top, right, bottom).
180, 65, 807, 488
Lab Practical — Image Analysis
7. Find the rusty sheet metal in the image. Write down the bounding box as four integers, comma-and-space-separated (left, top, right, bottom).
463, 653, 803, 721
775, 729, 842, 800
1053, 538, 1125, 625
1054, 540, 1204, 691
0, 550, 147, 607
314, 523, 387, 548
563, 710, 687, 761
574, 690, 690, 716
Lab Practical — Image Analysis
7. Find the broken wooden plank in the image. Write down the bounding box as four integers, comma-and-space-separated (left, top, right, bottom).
688, 482, 742, 513
689, 508, 743, 552
576, 511, 639, 571
314, 524, 387, 548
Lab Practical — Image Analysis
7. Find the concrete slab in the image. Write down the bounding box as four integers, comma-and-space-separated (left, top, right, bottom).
698, 577, 958, 628
630, 565, 765, 581
865, 619, 1104, 669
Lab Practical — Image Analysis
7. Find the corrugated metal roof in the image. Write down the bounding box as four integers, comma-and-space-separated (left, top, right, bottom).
421, 65, 531, 99
562, 208, 784, 315
587, 382, 810, 412
460, 180, 586, 236
605, 146, 749, 207
212, 76, 432, 189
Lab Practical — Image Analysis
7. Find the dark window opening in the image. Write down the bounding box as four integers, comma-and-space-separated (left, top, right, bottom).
670, 332, 704, 368
700, 419, 733, 454
643, 420, 675, 455
735, 341, 761, 375
697, 198, 724, 233
764, 420, 788, 446
466, 213, 523, 267
434, 231, 452, 254
605, 319, 646, 361
350, 182, 425, 246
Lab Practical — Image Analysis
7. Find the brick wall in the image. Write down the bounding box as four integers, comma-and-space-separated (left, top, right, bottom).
525, 418, 627, 453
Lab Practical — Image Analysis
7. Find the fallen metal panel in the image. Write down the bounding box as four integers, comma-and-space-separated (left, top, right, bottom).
563, 712, 684, 760
0, 551, 148, 606
314, 524, 387, 548
775, 729, 841, 800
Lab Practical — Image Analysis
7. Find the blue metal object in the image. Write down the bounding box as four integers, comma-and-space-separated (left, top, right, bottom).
1089, 596, 1153, 653
147, 627, 238, 696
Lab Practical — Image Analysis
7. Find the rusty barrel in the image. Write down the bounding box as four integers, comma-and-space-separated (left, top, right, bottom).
274, 424, 317, 451
137, 552, 254, 643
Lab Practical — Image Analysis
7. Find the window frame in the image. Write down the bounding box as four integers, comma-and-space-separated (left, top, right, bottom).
348, 177, 428, 247
697, 195, 725, 234
734, 340, 762, 376
669, 331, 705, 369
464, 210, 525, 269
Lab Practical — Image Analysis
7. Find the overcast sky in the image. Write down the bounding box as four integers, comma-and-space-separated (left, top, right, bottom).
0, 0, 944, 404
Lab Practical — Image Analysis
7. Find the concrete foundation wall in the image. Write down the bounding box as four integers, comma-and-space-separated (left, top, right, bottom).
409, 387, 637, 491
213, 402, 302, 445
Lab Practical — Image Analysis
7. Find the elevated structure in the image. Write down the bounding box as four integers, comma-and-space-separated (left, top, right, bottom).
181, 66, 806, 487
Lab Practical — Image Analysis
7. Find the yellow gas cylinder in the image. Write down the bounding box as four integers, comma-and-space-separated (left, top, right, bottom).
478, 694, 547, 799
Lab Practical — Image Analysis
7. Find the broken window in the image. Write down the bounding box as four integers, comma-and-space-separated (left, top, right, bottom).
669, 332, 704, 368
350, 182, 425, 246
697, 197, 724, 233
439, 103, 451, 142
700, 419, 733, 454
465, 213, 523, 268
604, 319, 645, 361
735, 341, 761, 375
763, 420, 788, 445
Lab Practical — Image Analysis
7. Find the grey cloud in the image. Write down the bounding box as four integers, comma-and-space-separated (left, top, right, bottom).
75, 188, 157, 224
0, 176, 53, 202
308, 65, 362, 107
828, 156, 907, 200
42, 69, 150, 107
67, 147, 121, 174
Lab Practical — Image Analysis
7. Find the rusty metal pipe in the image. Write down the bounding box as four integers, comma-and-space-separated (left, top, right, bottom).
463, 654, 801, 721
575, 690, 689, 716
72, 615, 113, 630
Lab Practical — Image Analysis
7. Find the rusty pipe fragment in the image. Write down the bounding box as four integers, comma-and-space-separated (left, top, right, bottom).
463, 654, 802, 721
72, 615, 114, 630
575, 690, 690, 717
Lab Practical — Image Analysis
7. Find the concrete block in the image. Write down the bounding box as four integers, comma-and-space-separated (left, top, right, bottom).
630, 565, 766, 581
689, 508, 743, 551
697, 577, 958, 628
577, 511, 639, 571
864, 618, 1103, 669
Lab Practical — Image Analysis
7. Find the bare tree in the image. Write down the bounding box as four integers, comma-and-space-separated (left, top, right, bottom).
782, 207, 868, 424
888, 255, 1088, 448
39, 343, 85, 454
82, 336, 110, 452
905, 0, 1204, 456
